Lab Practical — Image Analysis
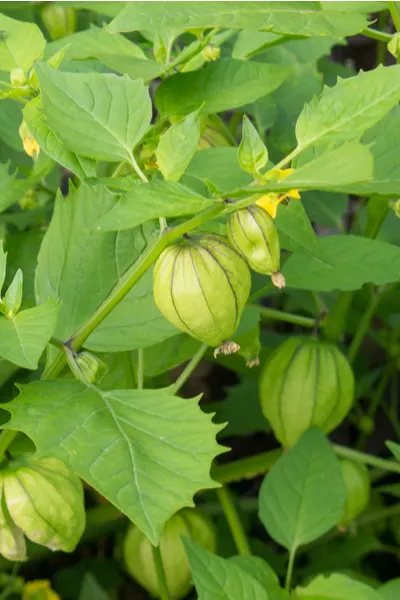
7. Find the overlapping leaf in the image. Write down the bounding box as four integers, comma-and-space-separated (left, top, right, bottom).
0, 12, 46, 71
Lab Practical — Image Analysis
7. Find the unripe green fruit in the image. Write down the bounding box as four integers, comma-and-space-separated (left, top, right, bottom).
153, 233, 251, 351
0, 492, 26, 561
338, 459, 370, 526
1, 457, 85, 553
123, 508, 216, 599
227, 205, 284, 286
259, 337, 354, 447
41, 4, 76, 40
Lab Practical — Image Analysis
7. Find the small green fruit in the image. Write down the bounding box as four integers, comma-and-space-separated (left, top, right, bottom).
339, 459, 370, 526
259, 337, 354, 447
123, 508, 216, 599
41, 3, 76, 40
227, 205, 284, 287
153, 233, 251, 352
1, 457, 85, 553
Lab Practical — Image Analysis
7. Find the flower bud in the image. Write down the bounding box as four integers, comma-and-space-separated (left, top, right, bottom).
338, 459, 370, 527
228, 205, 284, 287
66, 349, 107, 385
2, 457, 85, 552
10, 68, 27, 87
19, 121, 40, 158
202, 45, 220, 62
260, 337, 354, 447
153, 233, 251, 352
41, 4, 76, 40
123, 508, 216, 599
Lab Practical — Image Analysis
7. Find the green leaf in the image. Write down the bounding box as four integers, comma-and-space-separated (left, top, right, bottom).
0, 99, 23, 152
295, 65, 400, 151
186, 148, 252, 194
0, 300, 59, 369
156, 110, 201, 182
35, 183, 177, 353
3, 268, 23, 316
379, 578, 400, 600
44, 25, 146, 61
23, 98, 96, 179
35, 62, 152, 163
296, 573, 382, 600
0, 240, 6, 295
183, 539, 271, 600
258, 429, 345, 552
275, 201, 319, 256
98, 180, 215, 232
78, 574, 110, 600
155, 59, 290, 116
108, 3, 367, 38
301, 191, 347, 230
282, 235, 400, 291
238, 115, 268, 174
386, 441, 400, 461
2, 380, 223, 544
0, 13, 46, 71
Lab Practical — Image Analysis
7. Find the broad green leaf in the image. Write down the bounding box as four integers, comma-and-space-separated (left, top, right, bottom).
335, 108, 400, 197
0, 99, 23, 152
156, 110, 201, 182
380, 579, 400, 600
233, 31, 288, 60
2, 380, 223, 544
386, 441, 400, 461
95, 54, 164, 82
4, 230, 44, 309
35, 62, 152, 163
258, 429, 345, 552
155, 59, 290, 116
228, 556, 288, 599
295, 65, 400, 151
301, 191, 347, 230
0, 301, 59, 369
0, 240, 6, 294
296, 573, 382, 600
238, 115, 268, 174
186, 148, 252, 193
3, 268, 23, 316
282, 235, 400, 291
35, 183, 177, 353
44, 25, 146, 61
0, 13, 46, 71
0, 162, 35, 215
108, 3, 367, 38
59, 1, 125, 17
23, 98, 96, 180
275, 201, 319, 256
183, 539, 271, 600
98, 180, 215, 232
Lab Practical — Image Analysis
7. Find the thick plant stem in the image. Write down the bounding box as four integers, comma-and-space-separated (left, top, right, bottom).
169, 343, 208, 394
389, 1, 400, 31
216, 486, 252, 556
285, 549, 296, 591
347, 290, 381, 364
256, 305, 316, 329
152, 545, 171, 600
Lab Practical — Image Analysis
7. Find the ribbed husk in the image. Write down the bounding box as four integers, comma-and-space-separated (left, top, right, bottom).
339, 459, 370, 526
227, 205, 280, 275
153, 233, 251, 347
259, 337, 354, 447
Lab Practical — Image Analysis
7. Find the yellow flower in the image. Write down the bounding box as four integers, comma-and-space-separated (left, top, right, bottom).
23, 580, 60, 600
256, 168, 300, 218
19, 121, 40, 159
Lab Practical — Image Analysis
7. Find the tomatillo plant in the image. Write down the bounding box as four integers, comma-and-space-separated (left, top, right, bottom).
1, 2, 400, 598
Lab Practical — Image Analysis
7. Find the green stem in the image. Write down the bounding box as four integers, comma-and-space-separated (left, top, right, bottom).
111, 161, 127, 178
213, 114, 237, 146
128, 151, 148, 183
273, 146, 302, 171
323, 291, 354, 344
169, 343, 208, 394
376, 11, 389, 65
152, 545, 171, 600
333, 443, 400, 474
389, 1, 400, 30
216, 486, 251, 555
361, 27, 392, 42
256, 305, 317, 329
357, 366, 393, 449
137, 348, 144, 390
0, 431, 17, 462
347, 290, 381, 364
285, 549, 296, 591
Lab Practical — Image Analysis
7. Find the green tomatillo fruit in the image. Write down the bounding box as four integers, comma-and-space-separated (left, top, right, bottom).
0, 491, 26, 561
227, 205, 285, 289
338, 459, 370, 527
123, 508, 216, 599
0, 457, 85, 554
41, 3, 76, 40
259, 336, 354, 447
153, 232, 251, 355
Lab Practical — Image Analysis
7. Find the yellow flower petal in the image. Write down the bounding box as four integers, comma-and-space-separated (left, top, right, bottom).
23, 580, 60, 600
22, 136, 40, 158
256, 194, 280, 219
